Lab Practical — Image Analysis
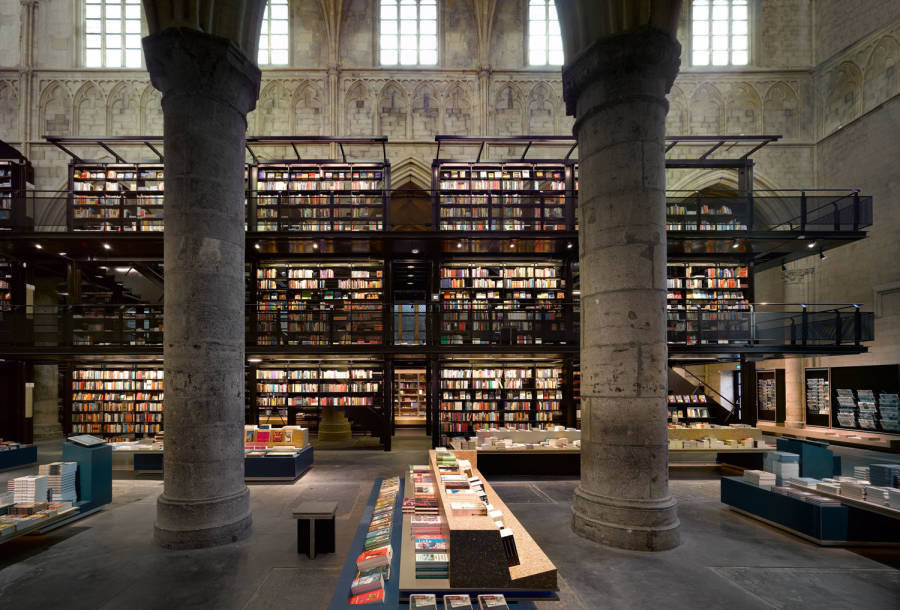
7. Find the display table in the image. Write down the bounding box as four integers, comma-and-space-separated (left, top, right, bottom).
0, 506, 81, 545
0, 445, 37, 472
244, 446, 314, 481
63, 441, 112, 513
721, 477, 900, 546
473, 448, 580, 476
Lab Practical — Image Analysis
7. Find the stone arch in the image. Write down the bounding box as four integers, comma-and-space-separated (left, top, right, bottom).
344, 81, 374, 136
40, 81, 72, 136
493, 83, 525, 137
527, 82, 555, 135
0, 82, 18, 140
378, 81, 409, 139
390, 156, 431, 189
292, 81, 324, 135
666, 85, 688, 136
689, 83, 724, 135
763, 82, 800, 140
822, 61, 862, 135
668, 169, 788, 228
73, 82, 105, 136
411, 82, 440, 139
255, 81, 291, 136
108, 82, 140, 136
862, 36, 899, 113
725, 83, 762, 135
140, 85, 163, 135
442, 83, 472, 135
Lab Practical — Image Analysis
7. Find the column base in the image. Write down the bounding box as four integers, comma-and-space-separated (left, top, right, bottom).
317, 409, 352, 442
155, 487, 252, 550
571, 484, 681, 551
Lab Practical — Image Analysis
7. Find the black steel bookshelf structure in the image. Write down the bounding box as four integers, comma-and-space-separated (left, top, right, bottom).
0, 134, 881, 449
0, 140, 34, 231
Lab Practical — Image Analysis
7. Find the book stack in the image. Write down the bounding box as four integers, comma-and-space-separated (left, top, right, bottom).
415, 551, 449, 579
743, 470, 776, 488
402, 498, 416, 514
443, 594, 474, 610
411, 514, 443, 537
478, 594, 510, 609
864, 486, 891, 505
500, 527, 520, 567
408, 593, 438, 610
764, 452, 800, 480
450, 501, 487, 517
38, 462, 78, 502
867, 464, 900, 488
348, 476, 399, 605
887, 487, 900, 509
840, 480, 868, 500
12, 475, 48, 503
853, 466, 870, 481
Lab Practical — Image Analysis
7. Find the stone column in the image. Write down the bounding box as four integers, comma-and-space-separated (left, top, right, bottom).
143, 28, 260, 549
783, 267, 814, 426
562, 26, 681, 551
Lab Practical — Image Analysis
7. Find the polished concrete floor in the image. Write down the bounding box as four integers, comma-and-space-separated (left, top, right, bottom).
1, 431, 899, 609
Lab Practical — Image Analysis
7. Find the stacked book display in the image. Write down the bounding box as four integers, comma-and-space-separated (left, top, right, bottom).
10, 475, 48, 503
763, 451, 800, 481
666, 263, 751, 345
348, 476, 400, 605
38, 462, 78, 502
70, 366, 164, 439
70, 164, 165, 232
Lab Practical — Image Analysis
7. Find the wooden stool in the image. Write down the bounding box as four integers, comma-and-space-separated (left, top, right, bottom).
292, 501, 337, 558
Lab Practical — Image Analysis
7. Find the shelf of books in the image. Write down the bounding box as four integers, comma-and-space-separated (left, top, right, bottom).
255, 261, 384, 346
666, 394, 712, 423
833, 389, 900, 433
253, 163, 386, 232
69, 365, 164, 439
666, 262, 751, 345
0, 160, 16, 228
394, 370, 427, 426
254, 364, 383, 429
756, 370, 778, 422
434, 161, 571, 231
438, 364, 564, 447
70, 164, 165, 232
805, 368, 831, 428
70, 305, 163, 346
666, 195, 750, 232
439, 262, 567, 346
0, 262, 11, 312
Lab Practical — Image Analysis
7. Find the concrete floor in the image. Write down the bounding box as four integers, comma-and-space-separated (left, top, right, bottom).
1, 430, 899, 609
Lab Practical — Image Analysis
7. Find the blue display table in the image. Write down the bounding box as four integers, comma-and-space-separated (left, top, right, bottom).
0, 445, 37, 471
721, 477, 900, 545
775, 438, 841, 479
244, 446, 314, 481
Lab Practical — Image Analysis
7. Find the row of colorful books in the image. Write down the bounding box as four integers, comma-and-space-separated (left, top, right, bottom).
348, 476, 400, 604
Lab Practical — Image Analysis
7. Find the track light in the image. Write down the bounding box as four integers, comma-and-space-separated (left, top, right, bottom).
254, 243, 260, 250
731, 239, 740, 249
457, 242, 463, 249
58, 252, 67, 257
781, 261, 786, 271
509, 242, 516, 249
807, 240, 817, 249
34, 243, 42, 250
819, 247, 827, 260
566, 242, 573, 249
102, 243, 111, 250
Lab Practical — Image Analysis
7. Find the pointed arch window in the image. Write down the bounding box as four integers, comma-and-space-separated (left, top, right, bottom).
84, 0, 143, 68
380, 0, 438, 66
691, 0, 750, 66
259, 0, 290, 65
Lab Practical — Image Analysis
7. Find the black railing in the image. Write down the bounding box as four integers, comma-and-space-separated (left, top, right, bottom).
0, 302, 874, 349
0, 188, 873, 234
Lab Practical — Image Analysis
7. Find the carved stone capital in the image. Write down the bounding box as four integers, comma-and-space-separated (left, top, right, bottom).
143, 27, 261, 117
782, 268, 815, 284
561, 25, 681, 116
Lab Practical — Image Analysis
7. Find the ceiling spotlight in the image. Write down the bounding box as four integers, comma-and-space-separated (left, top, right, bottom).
102, 243, 111, 250
58, 252, 67, 257
248, 358, 262, 363
34, 243, 42, 250
807, 241, 817, 249
254, 243, 260, 250
99, 266, 108, 271
566, 242, 573, 249
781, 261, 787, 271
819, 247, 827, 260
731, 239, 740, 249
412, 248, 420, 254
313, 243, 319, 249
115, 266, 130, 273
456, 242, 463, 249
509, 242, 515, 248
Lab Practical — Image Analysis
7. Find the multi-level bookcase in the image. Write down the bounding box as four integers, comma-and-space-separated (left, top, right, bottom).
665, 194, 750, 232
666, 394, 712, 423
68, 365, 164, 439
70, 164, 165, 231
0, 148, 32, 230
70, 305, 163, 346
666, 262, 751, 345
255, 261, 384, 346
0, 262, 11, 312
393, 369, 427, 426
253, 162, 387, 232
0, 161, 16, 227
805, 368, 831, 428
439, 262, 568, 346
433, 161, 572, 231
254, 364, 383, 430
437, 363, 564, 446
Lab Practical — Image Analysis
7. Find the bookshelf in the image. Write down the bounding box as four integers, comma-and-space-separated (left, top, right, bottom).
437, 364, 564, 446
0, 262, 11, 312
666, 394, 712, 423
434, 161, 571, 231
254, 364, 383, 429
0, 161, 15, 227
666, 195, 750, 231
394, 369, 426, 426
666, 262, 751, 345
255, 261, 384, 346
756, 369, 784, 423
805, 368, 831, 428
70, 164, 165, 232
439, 262, 567, 346
253, 162, 387, 232
70, 305, 163, 346
69, 365, 164, 439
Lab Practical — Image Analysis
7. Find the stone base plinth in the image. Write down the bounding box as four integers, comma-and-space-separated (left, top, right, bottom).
571, 484, 680, 551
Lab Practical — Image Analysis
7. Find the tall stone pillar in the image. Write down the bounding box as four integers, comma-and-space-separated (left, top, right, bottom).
143, 28, 260, 549
783, 267, 814, 426
562, 26, 681, 551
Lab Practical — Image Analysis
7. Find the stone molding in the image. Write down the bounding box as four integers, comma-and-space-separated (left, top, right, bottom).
781, 268, 815, 285
143, 27, 262, 118
561, 26, 681, 116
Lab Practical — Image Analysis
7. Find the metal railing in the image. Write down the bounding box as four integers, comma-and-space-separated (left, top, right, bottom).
0, 302, 873, 349
0, 188, 873, 234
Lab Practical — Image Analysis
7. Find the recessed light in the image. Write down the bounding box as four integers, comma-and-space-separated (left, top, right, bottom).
457, 242, 463, 249
102, 243, 111, 250
313, 243, 319, 249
